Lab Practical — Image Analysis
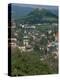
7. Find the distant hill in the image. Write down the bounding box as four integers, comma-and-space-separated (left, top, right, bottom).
11, 4, 58, 20
11, 5, 33, 19
17, 8, 58, 24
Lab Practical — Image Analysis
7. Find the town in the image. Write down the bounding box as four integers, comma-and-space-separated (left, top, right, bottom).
9, 20, 58, 57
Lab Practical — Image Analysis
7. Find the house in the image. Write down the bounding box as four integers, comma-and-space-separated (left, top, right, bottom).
31, 25, 36, 29
48, 30, 52, 34
41, 34, 46, 37
18, 46, 25, 52
47, 41, 58, 53
11, 20, 16, 28
20, 24, 22, 26
8, 38, 17, 47
37, 23, 42, 25
22, 25, 24, 28
55, 32, 58, 41
25, 45, 33, 51
23, 35, 29, 46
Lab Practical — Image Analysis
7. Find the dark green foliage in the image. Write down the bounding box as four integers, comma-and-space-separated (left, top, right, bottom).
33, 44, 40, 52
11, 48, 58, 76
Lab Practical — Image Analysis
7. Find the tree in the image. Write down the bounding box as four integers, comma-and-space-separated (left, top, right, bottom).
34, 44, 40, 52
40, 36, 48, 54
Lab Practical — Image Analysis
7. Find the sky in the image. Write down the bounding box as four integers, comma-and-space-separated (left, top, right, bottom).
12, 3, 58, 10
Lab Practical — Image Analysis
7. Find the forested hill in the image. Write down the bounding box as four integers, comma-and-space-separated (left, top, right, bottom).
11, 4, 58, 20
16, 8, 58, 24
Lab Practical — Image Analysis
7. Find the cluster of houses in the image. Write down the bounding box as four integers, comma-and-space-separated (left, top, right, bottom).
8, 20, 58, 55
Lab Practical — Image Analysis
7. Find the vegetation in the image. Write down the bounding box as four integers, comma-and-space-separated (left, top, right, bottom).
16, 8, 58, 24
11, 48, 58, 76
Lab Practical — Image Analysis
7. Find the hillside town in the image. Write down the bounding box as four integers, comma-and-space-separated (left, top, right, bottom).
9, 19, 58, 58
8, 4, 58, 76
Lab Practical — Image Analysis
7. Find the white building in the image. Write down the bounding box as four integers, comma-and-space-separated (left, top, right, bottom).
23, 36, 29, 46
